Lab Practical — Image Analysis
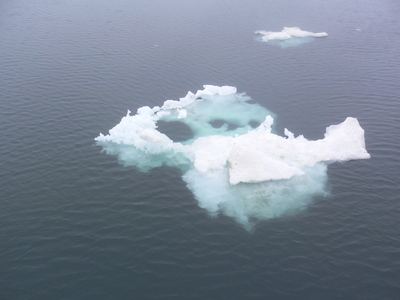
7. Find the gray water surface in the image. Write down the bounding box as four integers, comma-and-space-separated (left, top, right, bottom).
1, 0, 400, 298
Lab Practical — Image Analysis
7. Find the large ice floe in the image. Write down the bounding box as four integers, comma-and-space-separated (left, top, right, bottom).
255, 27, 328, 48
96, 85, 370, 229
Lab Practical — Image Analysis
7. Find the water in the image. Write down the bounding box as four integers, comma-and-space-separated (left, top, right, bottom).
1, 0, 399, 298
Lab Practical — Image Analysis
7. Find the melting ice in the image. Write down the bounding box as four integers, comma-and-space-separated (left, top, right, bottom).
255, 27, 328, 48
96, 85, 369, 229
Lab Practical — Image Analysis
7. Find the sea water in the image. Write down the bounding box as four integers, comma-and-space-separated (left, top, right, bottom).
1, 0, 399, 298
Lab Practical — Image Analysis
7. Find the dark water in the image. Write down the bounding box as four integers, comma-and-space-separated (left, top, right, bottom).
1, 0, 400, 298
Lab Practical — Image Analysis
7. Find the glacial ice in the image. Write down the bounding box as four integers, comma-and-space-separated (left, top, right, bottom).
96, 85, 370, 229
255, 27, 328, 48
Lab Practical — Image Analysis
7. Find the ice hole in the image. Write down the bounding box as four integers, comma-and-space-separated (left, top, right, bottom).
249, 120, 260, 128
156, 120, 193, 142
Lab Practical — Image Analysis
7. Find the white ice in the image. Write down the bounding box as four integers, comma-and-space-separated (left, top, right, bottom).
255, 27, 328, 48
96, 85, 369, 229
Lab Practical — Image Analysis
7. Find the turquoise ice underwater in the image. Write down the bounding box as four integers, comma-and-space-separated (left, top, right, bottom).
96, 85, 370, 229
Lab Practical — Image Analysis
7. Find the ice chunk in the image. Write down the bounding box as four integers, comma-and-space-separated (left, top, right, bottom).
96, 85, 369, 229
201, 85, 237, 96
255, 27, 328, 41
228, 144, 305, 184
177, 109, 187, 119
255, 27, 328, 48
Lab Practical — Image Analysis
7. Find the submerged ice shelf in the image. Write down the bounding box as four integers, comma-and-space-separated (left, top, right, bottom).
96, 85, 369, 229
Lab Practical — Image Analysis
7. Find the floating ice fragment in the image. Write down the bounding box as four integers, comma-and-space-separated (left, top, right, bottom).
96, 85, 369, 229
255, 27, 328, 41
255, 27, 328, 48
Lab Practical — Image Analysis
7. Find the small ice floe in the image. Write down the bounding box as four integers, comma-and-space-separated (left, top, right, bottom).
96, 85, 369, 229
255, 27, 328, 48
